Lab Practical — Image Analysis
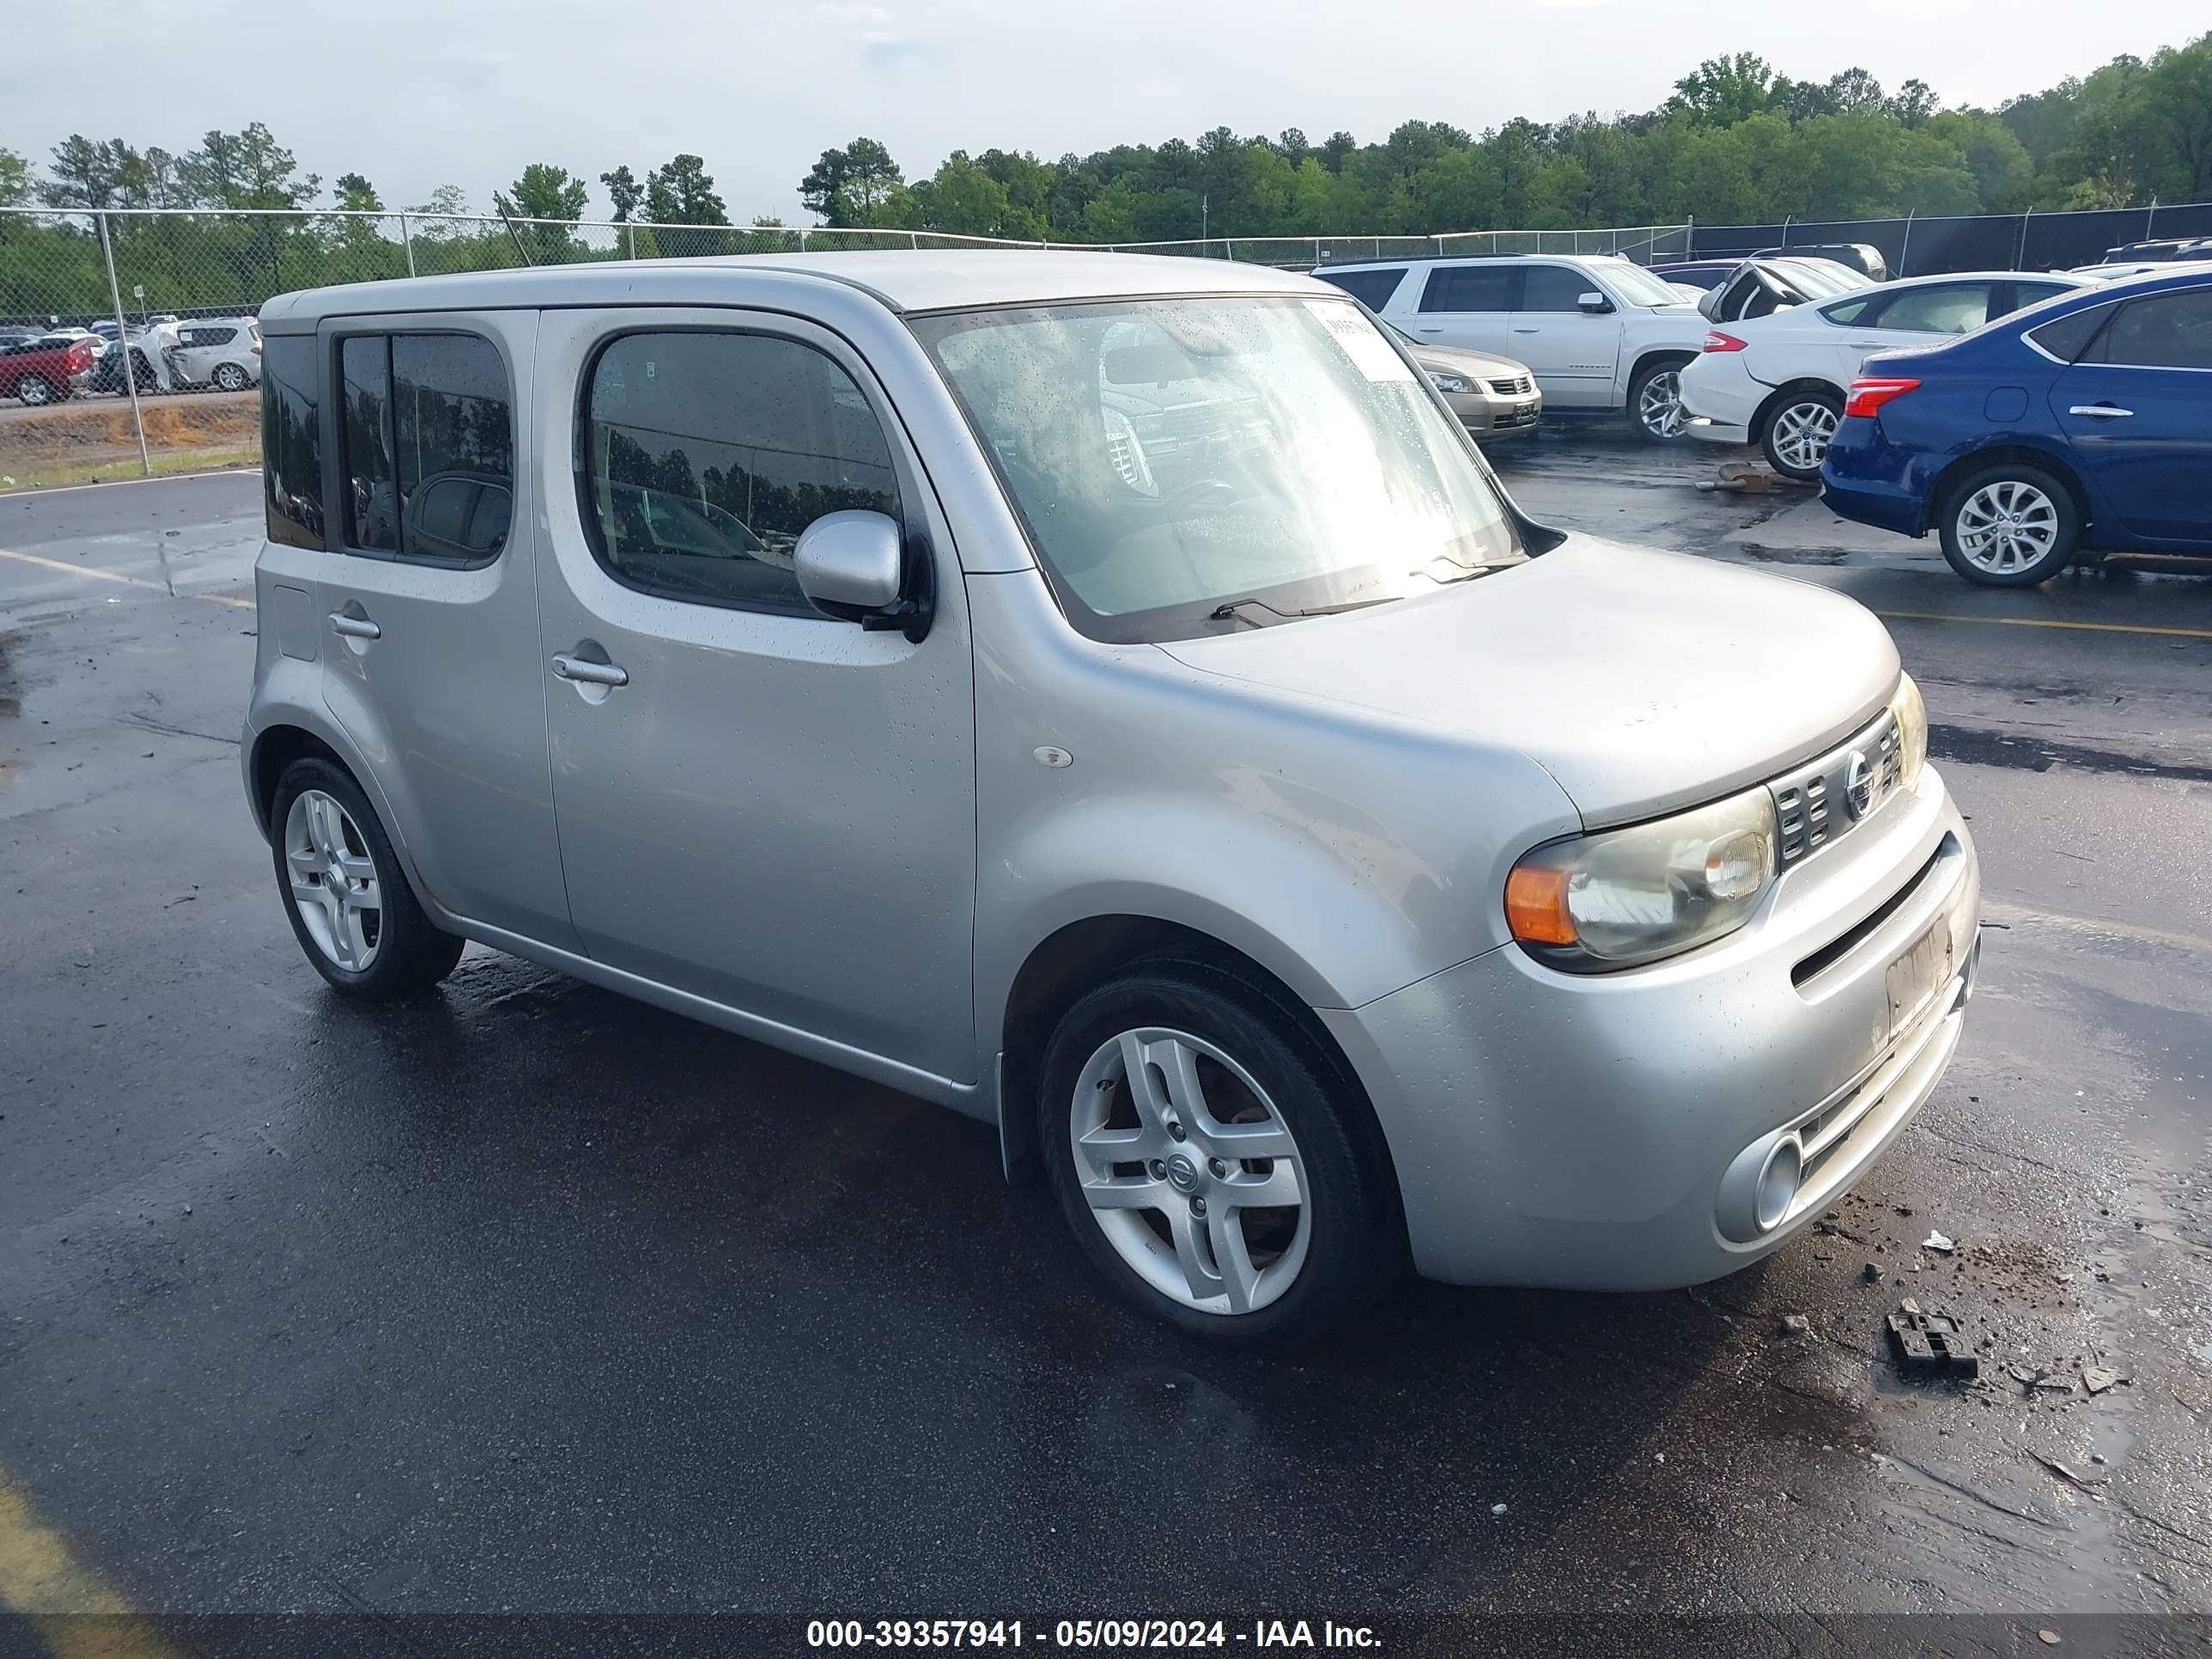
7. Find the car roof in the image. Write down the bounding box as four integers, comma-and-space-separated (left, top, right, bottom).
1312, 252, 1645, 271
259, 251, 1326, 328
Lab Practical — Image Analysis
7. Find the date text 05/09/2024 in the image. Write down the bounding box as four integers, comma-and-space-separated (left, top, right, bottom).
805, 1619, 1384, 1649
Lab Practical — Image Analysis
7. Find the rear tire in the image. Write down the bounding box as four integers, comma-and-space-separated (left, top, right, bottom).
1937, 461, 2080, 586
15, 374, 56, 406
211, 362, 250, 392
1629, 355, 1692, 442
270, 757, 465, 1000
1759, 388, 1843, 481
1037, 955, 1400, 1350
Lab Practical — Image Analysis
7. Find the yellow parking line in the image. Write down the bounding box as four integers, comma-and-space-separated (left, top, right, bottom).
1875, 609, 2212, 641
0, 1471, 182, 1659
0, 545, 252, 610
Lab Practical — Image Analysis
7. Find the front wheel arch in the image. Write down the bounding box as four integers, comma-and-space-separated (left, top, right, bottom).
999, 917, 1402, 1221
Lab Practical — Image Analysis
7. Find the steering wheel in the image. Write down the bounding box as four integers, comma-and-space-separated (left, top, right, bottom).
1161, 475, 1246, 516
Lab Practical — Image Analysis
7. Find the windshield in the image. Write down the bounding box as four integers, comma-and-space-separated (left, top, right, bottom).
912, 295, 1522, 643
1770, 259, 1869, 299
1594, 262, 1686, 308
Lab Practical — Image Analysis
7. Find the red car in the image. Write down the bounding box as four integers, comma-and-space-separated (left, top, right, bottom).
0, 336, 97, 405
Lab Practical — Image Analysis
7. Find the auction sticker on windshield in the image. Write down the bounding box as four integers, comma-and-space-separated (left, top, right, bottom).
1304, 301, 1414, 381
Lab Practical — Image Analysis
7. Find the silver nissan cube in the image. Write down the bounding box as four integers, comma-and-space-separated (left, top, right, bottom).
242, 252, 1979, 1347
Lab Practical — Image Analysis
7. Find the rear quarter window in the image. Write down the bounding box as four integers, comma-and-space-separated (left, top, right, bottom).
1316, 268, 1408, 310
260, 335, 324, 550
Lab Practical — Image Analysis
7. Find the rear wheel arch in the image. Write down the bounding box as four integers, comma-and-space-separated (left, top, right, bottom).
1753, 377, 1846, 434
1928, 444, 2093, 538
250, 723, 347, 836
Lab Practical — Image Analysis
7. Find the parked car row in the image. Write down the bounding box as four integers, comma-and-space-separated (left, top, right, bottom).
0, 315, 262, 404
1681, 271, 2088, 479
1316, 252, 1707, 440
1821, 264, 2212, 585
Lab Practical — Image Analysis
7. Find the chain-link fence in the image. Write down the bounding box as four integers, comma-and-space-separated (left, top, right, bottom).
0, 208, 1060, 488
4, 201, 2207, 489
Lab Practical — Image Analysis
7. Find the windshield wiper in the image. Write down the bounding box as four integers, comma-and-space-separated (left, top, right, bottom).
1208, 594, 1396, 627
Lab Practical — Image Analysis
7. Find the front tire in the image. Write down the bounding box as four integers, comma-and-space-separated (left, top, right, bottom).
1938, 462, 2079, 586
1037, 956, 1399, 1350
1759, 389, 1843, 481
1629, 356, 1692, 442
270, 758, 464, 999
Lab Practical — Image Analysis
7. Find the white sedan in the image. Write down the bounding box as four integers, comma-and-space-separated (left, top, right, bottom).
1680, 271, 2088, 479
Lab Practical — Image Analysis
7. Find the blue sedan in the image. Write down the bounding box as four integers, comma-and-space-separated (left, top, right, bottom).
1821, 266, 2212, 586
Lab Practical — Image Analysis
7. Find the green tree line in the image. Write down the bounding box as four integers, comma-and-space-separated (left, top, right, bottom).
798, 35, 2210, 240
3, 33, 2205, 318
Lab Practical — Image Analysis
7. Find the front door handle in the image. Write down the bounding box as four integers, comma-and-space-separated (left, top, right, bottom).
328, 612, 381, 640
1512, 326, 1540, 334
2067, 404, 2134, 419
551, 653, 629, 688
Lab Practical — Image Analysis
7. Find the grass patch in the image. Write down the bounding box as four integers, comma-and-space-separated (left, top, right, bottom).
0, 444, 259, 493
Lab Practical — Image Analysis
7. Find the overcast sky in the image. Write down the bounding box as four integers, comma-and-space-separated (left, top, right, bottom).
8, 1, 2206, 222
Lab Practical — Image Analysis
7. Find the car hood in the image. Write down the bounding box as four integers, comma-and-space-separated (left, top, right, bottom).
1408, 343, 1532, 382
1157, 536, 1899, 827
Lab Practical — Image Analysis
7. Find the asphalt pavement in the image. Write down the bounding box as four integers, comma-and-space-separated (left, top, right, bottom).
2, 438, 2209, 1653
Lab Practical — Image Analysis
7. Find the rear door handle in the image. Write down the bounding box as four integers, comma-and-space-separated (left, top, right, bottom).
1415, 325, 1443, 334
1512, 326, 1540, 334
2067, 404, 2134, 418
551, 653, 629, 688
328, 612, 381, 640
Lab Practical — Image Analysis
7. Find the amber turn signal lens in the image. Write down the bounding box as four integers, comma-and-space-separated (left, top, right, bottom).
1504, 865, 1577, 946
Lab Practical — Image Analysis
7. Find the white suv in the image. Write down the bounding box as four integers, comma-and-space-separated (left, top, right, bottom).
1315, 254, 1709, 440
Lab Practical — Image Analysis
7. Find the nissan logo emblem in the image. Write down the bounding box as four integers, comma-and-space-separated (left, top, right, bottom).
1844, 750, 1876, 819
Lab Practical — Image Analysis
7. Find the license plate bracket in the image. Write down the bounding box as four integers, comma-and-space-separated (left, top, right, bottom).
1884, 919, 1954, 1036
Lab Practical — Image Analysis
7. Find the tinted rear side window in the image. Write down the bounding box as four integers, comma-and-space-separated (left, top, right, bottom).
392, 333, 513, 561
1317, 268, 1407, 310
340, 337, 398, 552
2028, 304, 2112, 364
260, 335, 323, 550
1421, 266, 1519, 313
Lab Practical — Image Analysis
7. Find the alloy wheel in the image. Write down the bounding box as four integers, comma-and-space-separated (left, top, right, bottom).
17, 376, 52, 405
283, 788, 383, 971
1638, 370, 1686, 438
1955, 480, 2058, 575
1770, 400, 1839, 474
1068, 1027, 1310, 1316
213, 363, 248, 392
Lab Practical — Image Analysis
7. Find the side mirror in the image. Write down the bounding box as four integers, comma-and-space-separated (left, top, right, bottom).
795, 510, 903, 617
793, 509, 932, 640
1578, 291, 1613, 313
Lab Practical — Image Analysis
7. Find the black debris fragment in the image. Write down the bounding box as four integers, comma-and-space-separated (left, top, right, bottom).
1886, 1305, 1980, 1379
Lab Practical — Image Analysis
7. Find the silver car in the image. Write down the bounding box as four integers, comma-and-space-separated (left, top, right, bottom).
242, 253, 1979, 1347
1394, 333, 1542, 440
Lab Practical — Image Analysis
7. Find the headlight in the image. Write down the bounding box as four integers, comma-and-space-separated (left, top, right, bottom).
1889, 672, 1926, 789
1505, 785, 1779, 971
1428, 372, 1473, 393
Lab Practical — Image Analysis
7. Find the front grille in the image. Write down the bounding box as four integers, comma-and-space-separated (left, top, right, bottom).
1489, 376, 1534, 397
1769, 710, 1902, 869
